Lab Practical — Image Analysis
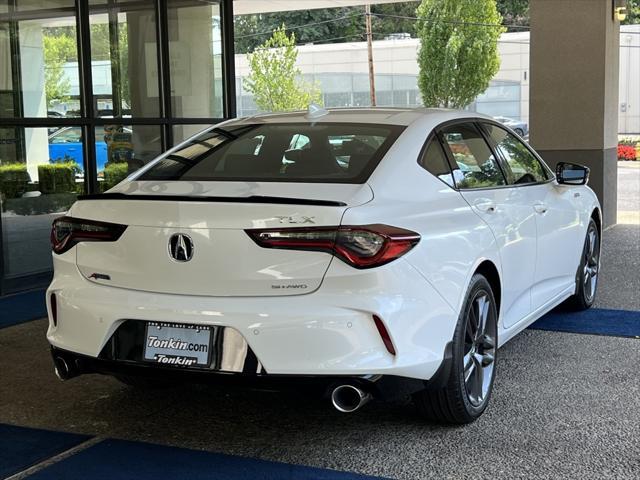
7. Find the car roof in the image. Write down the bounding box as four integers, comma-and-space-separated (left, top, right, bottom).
227, 107, 493, 127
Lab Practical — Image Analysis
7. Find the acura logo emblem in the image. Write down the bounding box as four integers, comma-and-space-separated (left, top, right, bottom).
168, 234, 194, 262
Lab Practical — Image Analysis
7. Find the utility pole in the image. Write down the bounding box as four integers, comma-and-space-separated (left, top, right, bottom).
365, 4, 376, 106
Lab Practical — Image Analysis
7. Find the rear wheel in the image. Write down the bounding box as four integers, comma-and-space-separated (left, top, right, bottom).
413, 274, 498, 424
566, 218, 600, 310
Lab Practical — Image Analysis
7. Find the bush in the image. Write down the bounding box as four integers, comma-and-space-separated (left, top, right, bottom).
617, 144, 637, 161
3, 192, 77, 216
0, 163, 31, 200
38, 162, 78, 194
103, 162, 129, 191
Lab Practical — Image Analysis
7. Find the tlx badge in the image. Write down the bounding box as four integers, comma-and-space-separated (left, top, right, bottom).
274, 215, 316, 224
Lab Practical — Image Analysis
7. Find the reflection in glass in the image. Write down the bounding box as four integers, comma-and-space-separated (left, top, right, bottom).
0, 126, 82, 278
167, 0, 224, 118
97, 125, 162, 191
89, 1, 159, 117
173, 124, 211, 144
0, 2, 79, 118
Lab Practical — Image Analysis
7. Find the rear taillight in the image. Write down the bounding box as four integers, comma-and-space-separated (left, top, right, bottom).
51, 216, 127, 255
246, 224, 420, 269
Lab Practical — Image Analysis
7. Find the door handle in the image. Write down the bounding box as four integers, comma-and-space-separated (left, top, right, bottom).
474, 200, 497, 213
533, 202, 548, 214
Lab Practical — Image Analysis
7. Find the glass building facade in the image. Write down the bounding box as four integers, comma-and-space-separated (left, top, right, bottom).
0, 0, 235, 295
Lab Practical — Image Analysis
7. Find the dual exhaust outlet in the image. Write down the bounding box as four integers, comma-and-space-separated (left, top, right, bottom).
54, 355, 373, 413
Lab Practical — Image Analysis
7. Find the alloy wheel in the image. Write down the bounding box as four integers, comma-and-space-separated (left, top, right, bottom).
583, 226, 600, 302
462, 292, 497, 408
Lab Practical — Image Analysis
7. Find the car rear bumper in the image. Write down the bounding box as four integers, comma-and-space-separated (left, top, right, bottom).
50, 346, 434, 401
46, 254, 457, 381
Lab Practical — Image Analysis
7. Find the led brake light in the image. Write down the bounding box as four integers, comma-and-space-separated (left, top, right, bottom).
51, 216, 127, 255
246, 224, 420, 269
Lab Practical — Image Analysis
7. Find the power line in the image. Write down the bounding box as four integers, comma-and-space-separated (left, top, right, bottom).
371, 12, 531, 30
234, 13, 361, 40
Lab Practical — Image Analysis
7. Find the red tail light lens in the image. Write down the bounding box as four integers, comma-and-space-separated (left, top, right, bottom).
246, 224, 420, 269
51, 216, 127, 255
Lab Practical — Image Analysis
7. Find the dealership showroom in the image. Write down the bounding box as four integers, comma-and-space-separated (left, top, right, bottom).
0, 0, 639, 478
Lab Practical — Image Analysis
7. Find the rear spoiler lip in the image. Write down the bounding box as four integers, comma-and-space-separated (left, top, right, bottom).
77, 193, 347, 207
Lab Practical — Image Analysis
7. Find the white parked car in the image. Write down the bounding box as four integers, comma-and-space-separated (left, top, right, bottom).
47, 108, 601, 424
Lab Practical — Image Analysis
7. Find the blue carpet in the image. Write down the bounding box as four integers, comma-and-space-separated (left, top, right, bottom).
0, 289, 47, 329
530, 308, 640, 338
28, 439, 384, 480
0, 424, 90, 478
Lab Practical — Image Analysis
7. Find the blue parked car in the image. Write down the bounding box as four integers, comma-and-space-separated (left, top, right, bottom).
48, 126, 132, 173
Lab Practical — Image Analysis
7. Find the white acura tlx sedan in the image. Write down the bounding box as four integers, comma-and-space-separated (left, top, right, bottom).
47, 108, 601, 424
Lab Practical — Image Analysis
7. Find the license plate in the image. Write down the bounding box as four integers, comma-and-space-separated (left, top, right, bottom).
143, 322, 212, 367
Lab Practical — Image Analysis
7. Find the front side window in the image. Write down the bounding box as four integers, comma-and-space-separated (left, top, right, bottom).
440, 123, 506, 189
484, 123, 549, 185
418, 138, 454, 188
138, 123, 403, 183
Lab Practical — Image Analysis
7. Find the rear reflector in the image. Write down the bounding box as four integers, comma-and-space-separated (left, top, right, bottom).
372, 315, 396, 356
50, 293, 58, 327
51, 216, 127, 255
245, 224, 420, 269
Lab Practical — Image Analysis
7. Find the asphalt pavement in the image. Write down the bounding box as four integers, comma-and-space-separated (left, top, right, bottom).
0, 164, 638, 479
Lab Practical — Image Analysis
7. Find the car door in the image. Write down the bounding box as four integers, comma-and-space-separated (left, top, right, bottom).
439, 122, 536, 329
482, 122, 583, 312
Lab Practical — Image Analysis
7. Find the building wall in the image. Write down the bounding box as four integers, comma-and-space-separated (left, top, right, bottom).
234, 28, 639, 134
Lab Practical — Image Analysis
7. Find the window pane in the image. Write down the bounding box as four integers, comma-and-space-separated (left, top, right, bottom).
167, 0, 224, 118
13, 1, 75, 12
441, 124, 506, 189
0, 3, 80, 118
419, 139, 454, 188
97, 124, 162, 191
1, 126, 81, 278
139, 123, 404, 184
89, 1, 159, 118
173, 124, 211, 144
484, 124, 549, 185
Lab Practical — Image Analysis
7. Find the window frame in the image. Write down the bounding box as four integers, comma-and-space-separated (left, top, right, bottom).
428, 117, 556, 192
435, 119, 510, 191
416, 132, 456, 189
477, 121, 555, 187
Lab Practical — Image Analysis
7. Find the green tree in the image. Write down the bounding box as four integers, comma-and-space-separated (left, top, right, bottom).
43, 34, 76, 105
235, 8, 360, 54
623, 0, 640, 24
244, 26, 322, 112
416, 0, 504, 108
234, 3, 422, 54
496, 0, 529, 31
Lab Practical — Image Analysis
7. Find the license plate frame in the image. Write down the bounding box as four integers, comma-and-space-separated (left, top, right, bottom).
143, 322, 213, 368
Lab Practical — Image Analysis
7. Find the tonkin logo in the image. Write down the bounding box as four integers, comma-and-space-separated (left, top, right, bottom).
168, 234, 194, 262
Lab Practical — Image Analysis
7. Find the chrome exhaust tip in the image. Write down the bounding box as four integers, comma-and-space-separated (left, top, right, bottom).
53, 356, 71, 381
330, 384, 372, 413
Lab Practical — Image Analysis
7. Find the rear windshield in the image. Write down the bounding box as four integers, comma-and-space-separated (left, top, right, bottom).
137, 123, 404, 183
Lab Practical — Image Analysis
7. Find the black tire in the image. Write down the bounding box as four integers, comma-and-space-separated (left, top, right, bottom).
565, 218, 600, 311
514, 128, 524, 136
413, 274, 498, 424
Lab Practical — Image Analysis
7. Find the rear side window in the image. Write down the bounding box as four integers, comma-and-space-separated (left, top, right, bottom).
483, 123, 550, 185
440, 123, 506, 189
419, 138, 455, 188
138, 123, 404, 184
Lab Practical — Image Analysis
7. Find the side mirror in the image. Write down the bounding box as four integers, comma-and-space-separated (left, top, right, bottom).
556, 162, 590, 185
